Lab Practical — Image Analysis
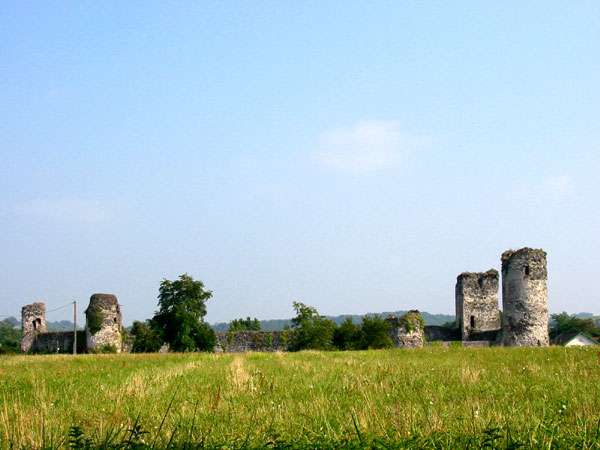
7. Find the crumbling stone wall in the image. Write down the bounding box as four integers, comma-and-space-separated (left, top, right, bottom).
501, 248, 549, 346
21, 302, 47, 352
30, 330, 86, 354
215, 331, 290, 352
424, 325, 460, 342
387, 310, 425, 348
455, 270, 501, 340
85, 293, 123, 353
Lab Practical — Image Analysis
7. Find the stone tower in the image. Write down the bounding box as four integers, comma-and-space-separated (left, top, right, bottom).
501, 248, 549, 346
85, 293, 123, 353
455, 270, 501, 340
21, 302, 48, 352
387, 310, 425, 348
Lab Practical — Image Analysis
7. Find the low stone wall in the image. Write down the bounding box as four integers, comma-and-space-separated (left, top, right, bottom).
427, 340, 494, 348
30, 331, 86, 354
468, 329, 500, 342
424, 325, 460, 341
215, 331, 290, 353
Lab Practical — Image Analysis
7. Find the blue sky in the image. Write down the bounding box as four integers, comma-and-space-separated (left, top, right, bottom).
1, 2, 599, 324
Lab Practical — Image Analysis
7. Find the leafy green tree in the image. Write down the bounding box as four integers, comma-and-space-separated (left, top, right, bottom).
550, 312, 600, 339
228, 317, 261, 332
358, 316, 393, 349
151, 274, 216, 352
333, 318, 362, 350
130, 320, 163, 353
289, 301, 335, 351
0, 320, 21, 354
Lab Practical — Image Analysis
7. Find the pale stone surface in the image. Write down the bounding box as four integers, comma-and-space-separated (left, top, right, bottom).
501, 248, 549, 347
85, 293, 123, 352
21, 302, 47, 352
455, 269, 501, 341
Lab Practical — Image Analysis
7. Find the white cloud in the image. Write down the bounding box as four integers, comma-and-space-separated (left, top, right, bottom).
313, 120, 422, 173
15, 198, 110, 223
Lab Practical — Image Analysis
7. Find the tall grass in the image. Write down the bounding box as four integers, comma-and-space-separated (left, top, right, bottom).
0, 347, 598, 448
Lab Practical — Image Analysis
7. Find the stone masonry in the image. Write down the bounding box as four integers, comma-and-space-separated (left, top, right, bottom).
21, 302, 48, 352
215, 331, 290, 352
85, 293, 123, 353
455, 269, 501, 341
387, 310, 425, 348
501, 248, 549, 346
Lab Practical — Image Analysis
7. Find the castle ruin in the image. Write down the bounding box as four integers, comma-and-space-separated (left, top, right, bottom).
19, 247, 550, 353
21, 302, 48, 352
85, 294, 123, 353
455, 269, 501, 341
387, 310, 425, 348
21, 293, 123, 353
501, 248, 549, 346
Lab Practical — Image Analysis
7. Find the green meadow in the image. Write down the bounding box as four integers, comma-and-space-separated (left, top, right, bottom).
1, 347, 599, 449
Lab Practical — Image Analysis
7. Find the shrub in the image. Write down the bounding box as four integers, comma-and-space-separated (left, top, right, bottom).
130, 321, 163, 353
289, 302, 335, 351
333, 319, 362, 350
85, 305, 104, 335
228, 317, 261, 332
359, 316, 393, 349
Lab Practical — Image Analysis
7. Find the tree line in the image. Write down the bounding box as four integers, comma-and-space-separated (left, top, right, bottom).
129, 274, 397, 352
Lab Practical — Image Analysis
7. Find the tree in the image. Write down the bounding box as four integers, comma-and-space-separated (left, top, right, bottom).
130, 320, 163, 353
0, 320, 21, 354
151, 274, 216, 352
550, 312, 600, 339
289, 302, 335, 351
228, 317, 261, 332
333, 318, 362, 350
358, 316, 393, 349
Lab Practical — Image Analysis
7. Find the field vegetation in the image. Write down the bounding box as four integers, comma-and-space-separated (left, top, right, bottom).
0, 346, 599, 448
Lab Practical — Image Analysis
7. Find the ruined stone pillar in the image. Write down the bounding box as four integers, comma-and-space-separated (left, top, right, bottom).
455, 270, 501, 341
387, 310, 425, 348
21, 302, 47, 352
85, 293, 123, 353
501, 248, 549, 346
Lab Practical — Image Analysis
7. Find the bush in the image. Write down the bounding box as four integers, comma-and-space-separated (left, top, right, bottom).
333, 319, 362, 350
228, 317, 261, 332
358, 316, 393, 349
85, 305, 104, 335
130, 321, 163, 353
289, 302, 335, 351
0, 320, 21, 354
550, 312, 600, 339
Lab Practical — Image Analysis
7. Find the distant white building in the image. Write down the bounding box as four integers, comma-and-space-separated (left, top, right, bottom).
553, 331, 598, 347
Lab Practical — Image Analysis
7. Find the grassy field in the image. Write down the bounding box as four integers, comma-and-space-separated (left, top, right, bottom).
0, 347, 599, 449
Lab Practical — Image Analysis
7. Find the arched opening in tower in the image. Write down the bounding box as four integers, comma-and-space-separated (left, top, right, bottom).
470, 315, 475, 329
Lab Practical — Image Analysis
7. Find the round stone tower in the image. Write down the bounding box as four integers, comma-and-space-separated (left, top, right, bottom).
501, 248, 549, 346
85, 293, 123, 353
21, 302, 48, 352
